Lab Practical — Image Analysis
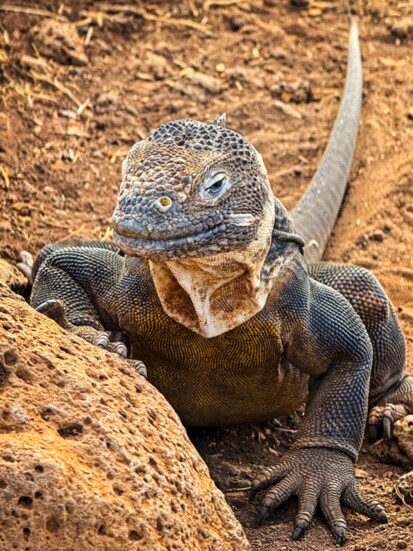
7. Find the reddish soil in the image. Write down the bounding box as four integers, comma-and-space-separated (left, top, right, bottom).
1, 1, 413, 549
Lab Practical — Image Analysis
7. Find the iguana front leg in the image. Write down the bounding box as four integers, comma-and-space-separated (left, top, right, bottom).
251, 279, 387, 544
31, 247, 146, 377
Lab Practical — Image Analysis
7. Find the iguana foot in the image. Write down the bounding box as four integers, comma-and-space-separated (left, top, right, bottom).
250, 448, 387, 545
36, 299, 147, 377
368, 375, 413, 441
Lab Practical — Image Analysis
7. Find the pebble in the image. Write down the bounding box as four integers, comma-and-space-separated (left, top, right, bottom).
290, 0, 310, 7
369, 230, 384, 242
274, 100, 302, 119
95, 92, 119, 108
390, 17, 413, 39
186, 71, 222, 94
271, 79, 313, 104
227, 16, 245, 31
397, 541, 407, 549
0, 221, 11, 232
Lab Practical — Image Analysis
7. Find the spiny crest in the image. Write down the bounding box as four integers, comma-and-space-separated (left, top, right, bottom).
145, 118, 257, 161
207, 113, 226, 126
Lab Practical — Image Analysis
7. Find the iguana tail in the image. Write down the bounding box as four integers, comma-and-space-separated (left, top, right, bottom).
290, 18, 363, 264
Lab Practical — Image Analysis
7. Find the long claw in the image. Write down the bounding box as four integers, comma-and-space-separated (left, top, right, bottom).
378, 509, 388, 523
383, 416, 392, 439
292, 522, 306, 541
111, 342, 128, 358
249, 476, 265, 501
130, 360, 147, 379
36, 299, 72, 330
335, 527, 346, 546
249, 486, 258, 501
258, 505, 269, 526
16, 262, 32, 284
96, 332, 110, 349
368, 423, 379, 442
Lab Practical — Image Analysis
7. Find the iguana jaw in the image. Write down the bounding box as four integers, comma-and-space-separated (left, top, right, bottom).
113, 221, 241, 260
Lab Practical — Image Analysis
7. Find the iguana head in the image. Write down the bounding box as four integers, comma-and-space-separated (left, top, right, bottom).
112, 116, 300, 338
112, 116, 274, 260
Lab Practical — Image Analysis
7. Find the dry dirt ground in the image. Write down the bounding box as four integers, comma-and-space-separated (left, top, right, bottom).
1, 1, 413, 549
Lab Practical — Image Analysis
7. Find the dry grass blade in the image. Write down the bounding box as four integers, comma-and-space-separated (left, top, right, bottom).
84, 26, 94, 47
204, 0, 245, 10
28, 69, 83, 108
0, 166, 10, 190
223, 486, 251, 493
92, 4, 145, 16
60, 224, 89, 240
143, 13, 214, 35
76, 98, 91, 116
0, 5, 68, 22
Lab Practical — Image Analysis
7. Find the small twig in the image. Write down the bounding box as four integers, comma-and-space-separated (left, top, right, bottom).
143, 13, 214, 36
203, 0, 245, 10
29, 70, 83, 108
60, 225, 89, 240
223, 486, 251, 494
0, 166, 10, 190
92, 4, 145, 17
0, 5, 68, 22
76, 97, 91, 116
84, 26, 94, 47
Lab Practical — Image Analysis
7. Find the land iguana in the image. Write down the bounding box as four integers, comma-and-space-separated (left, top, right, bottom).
28, 19, 413, 544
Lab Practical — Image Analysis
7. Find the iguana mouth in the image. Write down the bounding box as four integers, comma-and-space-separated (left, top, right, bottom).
113, 222, 226, 258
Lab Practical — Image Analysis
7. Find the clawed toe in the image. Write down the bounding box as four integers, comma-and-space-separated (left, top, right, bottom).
258, 505, 269, 526
92, 331, 130, 360
16, 250, 34, 286
36, 299, 72, 330
129, 360, 147, 378
368, 404, 409, 441
95, 332, 110, 349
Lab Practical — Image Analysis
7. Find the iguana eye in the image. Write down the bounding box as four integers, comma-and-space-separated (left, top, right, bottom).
201, 173, 228, 199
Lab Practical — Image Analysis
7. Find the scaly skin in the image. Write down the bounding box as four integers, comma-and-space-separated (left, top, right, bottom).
29, 20, 413, 546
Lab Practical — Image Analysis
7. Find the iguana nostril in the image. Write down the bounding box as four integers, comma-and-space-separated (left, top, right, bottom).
155, 196, 172, 212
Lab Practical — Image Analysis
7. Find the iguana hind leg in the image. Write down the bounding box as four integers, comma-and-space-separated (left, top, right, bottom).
308, 262, 412, 440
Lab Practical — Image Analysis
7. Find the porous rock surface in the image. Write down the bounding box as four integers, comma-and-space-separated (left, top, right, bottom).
0, 259, 26, 291
0, 283, 250, 551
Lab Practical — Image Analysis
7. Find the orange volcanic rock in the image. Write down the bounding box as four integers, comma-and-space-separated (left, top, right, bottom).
0, 283, 250, 551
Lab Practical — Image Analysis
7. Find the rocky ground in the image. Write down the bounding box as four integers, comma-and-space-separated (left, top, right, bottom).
1, 0, 413, 549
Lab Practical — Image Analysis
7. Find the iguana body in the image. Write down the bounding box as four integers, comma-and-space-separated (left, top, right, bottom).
30, 19, 413, 544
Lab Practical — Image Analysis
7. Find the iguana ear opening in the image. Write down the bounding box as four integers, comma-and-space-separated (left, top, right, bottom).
207, 113, 226, 127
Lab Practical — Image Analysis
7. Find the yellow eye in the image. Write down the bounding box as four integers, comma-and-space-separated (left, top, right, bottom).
159, 196, 171, 208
